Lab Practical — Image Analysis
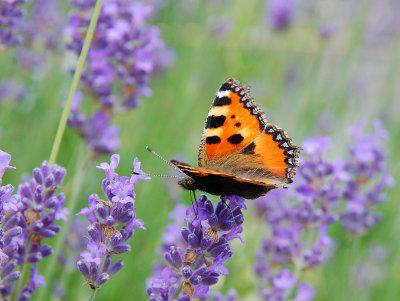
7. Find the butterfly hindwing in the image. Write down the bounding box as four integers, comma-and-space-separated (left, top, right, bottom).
171, 160, 281, 199
198, 77, 300, 184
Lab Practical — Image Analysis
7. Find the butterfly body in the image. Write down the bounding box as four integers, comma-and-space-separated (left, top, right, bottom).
172, 78, 300, 199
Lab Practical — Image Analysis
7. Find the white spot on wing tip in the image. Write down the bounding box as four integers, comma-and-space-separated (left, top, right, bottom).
217, 90, 230, 98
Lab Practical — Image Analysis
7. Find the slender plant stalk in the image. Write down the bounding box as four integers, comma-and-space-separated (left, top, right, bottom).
89, 289, 97, 301
37, 146, 89, 301
48, 0, 103, 164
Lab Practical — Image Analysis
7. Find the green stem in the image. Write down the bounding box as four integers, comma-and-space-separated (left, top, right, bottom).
89, 289, 97, 301
48, 0, 103, 164
37, 146, 89, 301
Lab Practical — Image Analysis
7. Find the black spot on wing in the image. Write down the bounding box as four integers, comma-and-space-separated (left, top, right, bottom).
235, 122, 241, 127
227, 134, 244, 144
242, 142, 256, 154
205, 115, 226, 129
213, 96, 231, 106
206, 136, 221, 144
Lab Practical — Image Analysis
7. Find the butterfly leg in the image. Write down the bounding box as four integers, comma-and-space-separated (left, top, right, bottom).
221, 196, 239, 228
190, 190, 199, 220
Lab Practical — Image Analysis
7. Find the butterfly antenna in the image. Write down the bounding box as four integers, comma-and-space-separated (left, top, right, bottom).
146, 173, 182, 179
146, 146, 184, 174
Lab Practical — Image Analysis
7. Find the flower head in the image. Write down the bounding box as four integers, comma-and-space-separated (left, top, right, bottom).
77, 154, 148, 290
66, 0, 173, 155
147, 195, 245, 300
267, 0, 294, 31
0, 0, 26, 49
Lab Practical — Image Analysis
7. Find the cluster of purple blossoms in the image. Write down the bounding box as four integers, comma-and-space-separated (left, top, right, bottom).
15, 0, 64, 69
147, 195, 245, 300
66, 0, 173, 155
339, 121, 394, 235
0, 0, 26, 49
254, 121, 393, 300
77, 154, 149, 290
0, 150, 67, 299
0, 150, 21, 297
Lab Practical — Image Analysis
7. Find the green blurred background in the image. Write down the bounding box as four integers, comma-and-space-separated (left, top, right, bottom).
0, 0, 399, 300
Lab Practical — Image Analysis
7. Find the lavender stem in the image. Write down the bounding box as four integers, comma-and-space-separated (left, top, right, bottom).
89, 289, 96, 301
48, 0, 103, 164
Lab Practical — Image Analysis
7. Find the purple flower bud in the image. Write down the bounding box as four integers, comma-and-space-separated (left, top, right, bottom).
77, 260, 90, 278
105, 216, 115, 226
33, 168, 42, 184
95, 203, 108, 220
112, 244, 131, 254
96, 273, 109, 286
109, 260, 123, 276
88, 223, 105, 243
27, 252, 42, 263
3, 213, 20, 230
165, 246, 182, 269
182, 266, 192, 279
3, 271, 20, 283
1, 259, 17, 277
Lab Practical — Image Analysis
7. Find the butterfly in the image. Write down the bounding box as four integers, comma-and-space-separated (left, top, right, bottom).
171, 77, 300, 199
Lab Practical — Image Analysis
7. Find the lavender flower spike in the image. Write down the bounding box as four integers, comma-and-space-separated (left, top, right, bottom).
77, 154, 148, 290
0, 0, 26, 49
0, 149, 22, 298
147, 195, 245, 300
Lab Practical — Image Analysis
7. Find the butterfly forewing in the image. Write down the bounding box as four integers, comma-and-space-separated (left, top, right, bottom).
198, 77, 300, 184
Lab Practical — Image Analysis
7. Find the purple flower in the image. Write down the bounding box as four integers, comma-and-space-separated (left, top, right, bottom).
0, 150, 22, 297
340, 121, 394, 235
211, 289, 237, 301
0, 78, 26, 105
0, 150, 15, 180
254, 136, 340, 300
68, 99, 120, 155
147, 195, 245, 300
0, 0, 26, 49
11, 160, 68, 283
254, 121, 393, 300
77, 154, 148, 290
18, 264, 45, 301
267, 0, 294, 31
1, 151, 65, 298
66, 0, 173, 155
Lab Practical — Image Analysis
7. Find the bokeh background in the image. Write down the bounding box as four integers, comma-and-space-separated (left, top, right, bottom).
0, 0, 399, 300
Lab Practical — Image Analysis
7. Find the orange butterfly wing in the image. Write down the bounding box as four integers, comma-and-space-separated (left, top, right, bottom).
198, 77, 300, 184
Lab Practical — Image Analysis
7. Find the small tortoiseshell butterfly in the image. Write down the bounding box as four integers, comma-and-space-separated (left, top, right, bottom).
172, 77, 300, 199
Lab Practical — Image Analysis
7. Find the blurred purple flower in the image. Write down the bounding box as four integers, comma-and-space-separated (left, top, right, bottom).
351, 244, 388, 290
18, 264, 45, 301
77, 154, 148, 290
254, 121, 393, 300
0, 150, 22, 298
340, 121, 395, 234
267, 0, 294, 31
0, 0, 26, 49
0, 152, 67, 298
14, 0, 64, 69
211, 289, 237, 301
0, 79, 26, 105
66, 0, 173, 155
147, 195, 245, 300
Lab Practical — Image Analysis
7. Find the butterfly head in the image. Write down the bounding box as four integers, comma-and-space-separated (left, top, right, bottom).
177, 177, 197, 191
